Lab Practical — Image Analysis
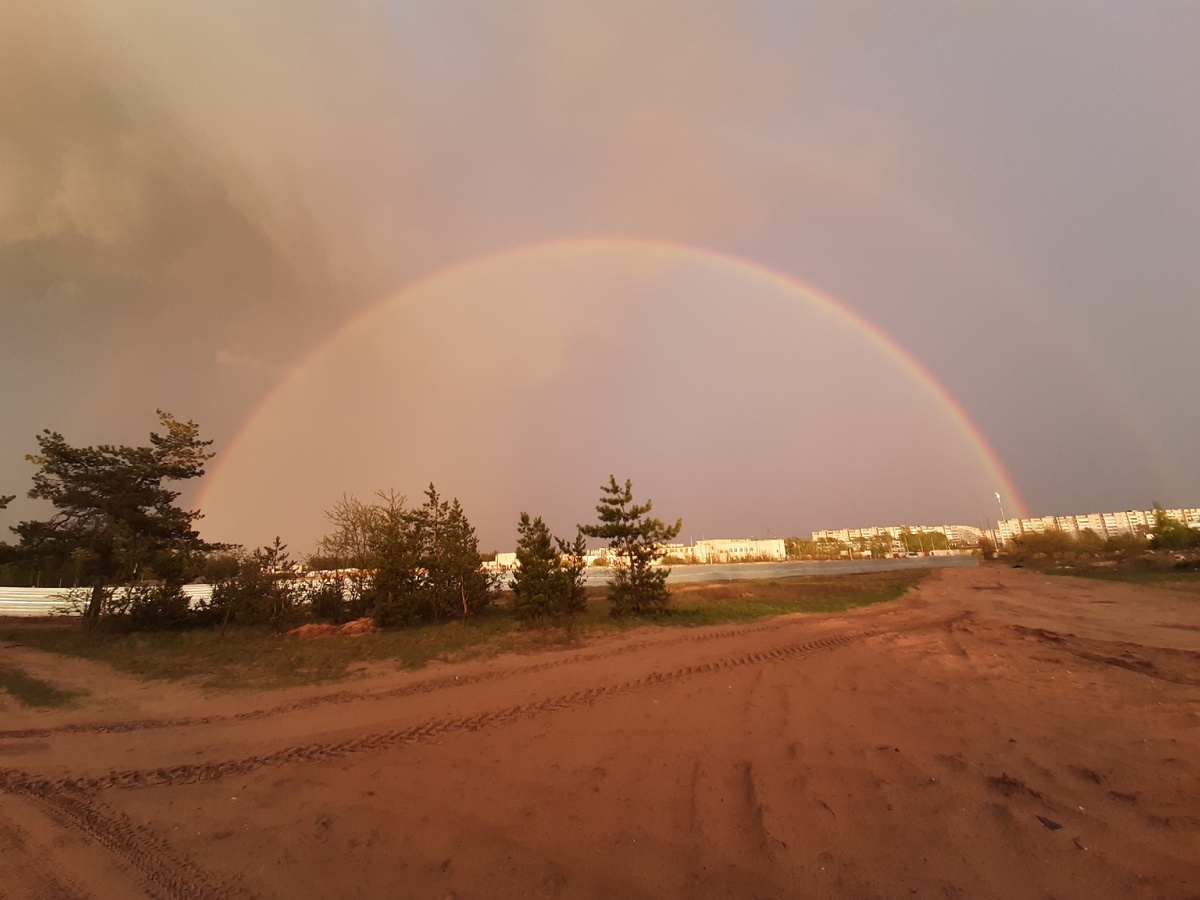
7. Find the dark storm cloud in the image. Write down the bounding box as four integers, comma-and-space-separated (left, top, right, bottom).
0, 3, 350, 506
2, 2, 1197, 548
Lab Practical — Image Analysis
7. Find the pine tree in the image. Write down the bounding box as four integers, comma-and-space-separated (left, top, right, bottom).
580, 476, 681, 616
313, 485, 493, 626
367, 490, 423, 626
410, 485, 494, 622
12, 411, 216, 622
512, 513, 589, 622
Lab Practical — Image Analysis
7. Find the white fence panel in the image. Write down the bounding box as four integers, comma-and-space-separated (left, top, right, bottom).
0, 585, 214, 618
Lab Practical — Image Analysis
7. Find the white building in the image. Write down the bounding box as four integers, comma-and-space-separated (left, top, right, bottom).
998, 507, 1200, 543
575, 539, 786, 566
692, 538, 786, 563
811, 523, 983, 548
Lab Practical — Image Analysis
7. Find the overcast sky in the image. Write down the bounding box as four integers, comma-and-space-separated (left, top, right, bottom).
3, 2, 1197, 552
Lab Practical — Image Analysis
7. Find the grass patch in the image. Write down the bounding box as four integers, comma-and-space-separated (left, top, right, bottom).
1045, 565, 1200, 596
0, 663, 86, 708
664, 569, 926, 625
0, 613, 523, 692
0, 569, 927, 691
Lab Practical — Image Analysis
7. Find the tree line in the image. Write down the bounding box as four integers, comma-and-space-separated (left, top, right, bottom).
0, 413, 682, 631
784, 529, 952, 561
1004, 506, 1200, 564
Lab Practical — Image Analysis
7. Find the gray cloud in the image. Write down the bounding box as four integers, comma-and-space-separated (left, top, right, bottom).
3, 2, 1197, 546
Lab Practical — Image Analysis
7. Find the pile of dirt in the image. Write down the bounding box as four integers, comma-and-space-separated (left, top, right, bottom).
285, 617, 376, 639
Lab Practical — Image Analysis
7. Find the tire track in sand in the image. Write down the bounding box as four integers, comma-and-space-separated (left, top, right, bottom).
4, 788, 246, 900
0, 808, 90, 900
0, 612, 909, 741
2, 628, 880, 794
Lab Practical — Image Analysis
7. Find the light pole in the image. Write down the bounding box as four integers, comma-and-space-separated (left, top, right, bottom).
994, 492, 1007, 546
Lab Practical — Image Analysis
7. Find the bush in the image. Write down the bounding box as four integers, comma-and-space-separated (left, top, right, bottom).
206, 539, 303, 633
305, 577, 355, 624
1006, 527, 1155, 566
126, 582, 193, 630
1009, 530, 1080, 560
318, 486, 496, 627
1150, 506, 1200, 551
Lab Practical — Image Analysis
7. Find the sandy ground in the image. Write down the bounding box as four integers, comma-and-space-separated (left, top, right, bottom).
0, 565, 1197, 899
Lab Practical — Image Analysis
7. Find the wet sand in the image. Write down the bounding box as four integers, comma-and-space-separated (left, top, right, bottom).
1, 565, 1197, 899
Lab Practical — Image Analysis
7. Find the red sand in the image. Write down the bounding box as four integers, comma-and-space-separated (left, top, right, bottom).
1, 565, 1197, 899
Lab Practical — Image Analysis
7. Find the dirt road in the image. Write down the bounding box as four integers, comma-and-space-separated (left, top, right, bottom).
1, 566, 1197, 899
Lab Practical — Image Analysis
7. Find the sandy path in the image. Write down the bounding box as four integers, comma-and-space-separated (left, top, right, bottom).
1, 565, 1197, 899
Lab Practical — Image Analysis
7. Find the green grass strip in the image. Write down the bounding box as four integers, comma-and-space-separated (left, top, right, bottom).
0, 663, 85, 708
0, 569, 927, 692
1045, 566, 1200, 595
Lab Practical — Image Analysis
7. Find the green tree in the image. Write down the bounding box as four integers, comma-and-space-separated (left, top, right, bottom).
315, 486, 494, 626
412, 485, 494, 622
866, 534, 894, 559
12, 411, 216, 623
785, 537, 815, 560
208, 538, 302, 633
580, 476, 681, 616
1150, 503, 1199, 551
511, 513, 588, 623
1008, 528, 1078, 562
1076, 528, 1107, 553
557, 531, 589, 621
814, 537, 844, 560
899, 530, 948, 553
364, 490, 423, 626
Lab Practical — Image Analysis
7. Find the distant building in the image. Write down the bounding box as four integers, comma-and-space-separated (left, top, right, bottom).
811, 523, 983, 548
692, 539, 786, 563
997, 507, 1199, 543
578, 539, 786, 566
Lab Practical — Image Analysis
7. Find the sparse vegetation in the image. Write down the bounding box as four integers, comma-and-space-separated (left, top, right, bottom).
207, 537, 312, 633
1150, 503, 1200, 551
1006, 528, 1149, 567
665, 569, 925, 625
1045, 559, 1200, 596
784, 538, 844, 560
900, 529, 948, 553
314, 485, 496, 627
0, 570, 927, 691
0, 662, 85, 707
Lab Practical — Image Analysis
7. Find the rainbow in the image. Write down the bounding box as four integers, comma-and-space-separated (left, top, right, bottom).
202, 237, 1027, 520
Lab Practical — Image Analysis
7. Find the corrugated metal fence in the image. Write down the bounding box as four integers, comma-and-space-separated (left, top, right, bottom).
0, 556, 978, 618
0, 585, 215, 618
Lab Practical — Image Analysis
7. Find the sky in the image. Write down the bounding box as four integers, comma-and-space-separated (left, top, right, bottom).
2, 1, 1197, 553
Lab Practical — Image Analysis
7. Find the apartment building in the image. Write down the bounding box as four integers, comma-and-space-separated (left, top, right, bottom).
811, 523, 984, 546
997, 507, 1200, 543
692, 538, 786, 562
575, 538, 786, 567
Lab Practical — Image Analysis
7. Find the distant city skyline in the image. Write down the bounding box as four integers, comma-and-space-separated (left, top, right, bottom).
811, 504, 1200, 549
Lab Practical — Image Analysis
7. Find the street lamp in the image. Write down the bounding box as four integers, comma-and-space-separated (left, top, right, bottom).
994, 492, 1007, 546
